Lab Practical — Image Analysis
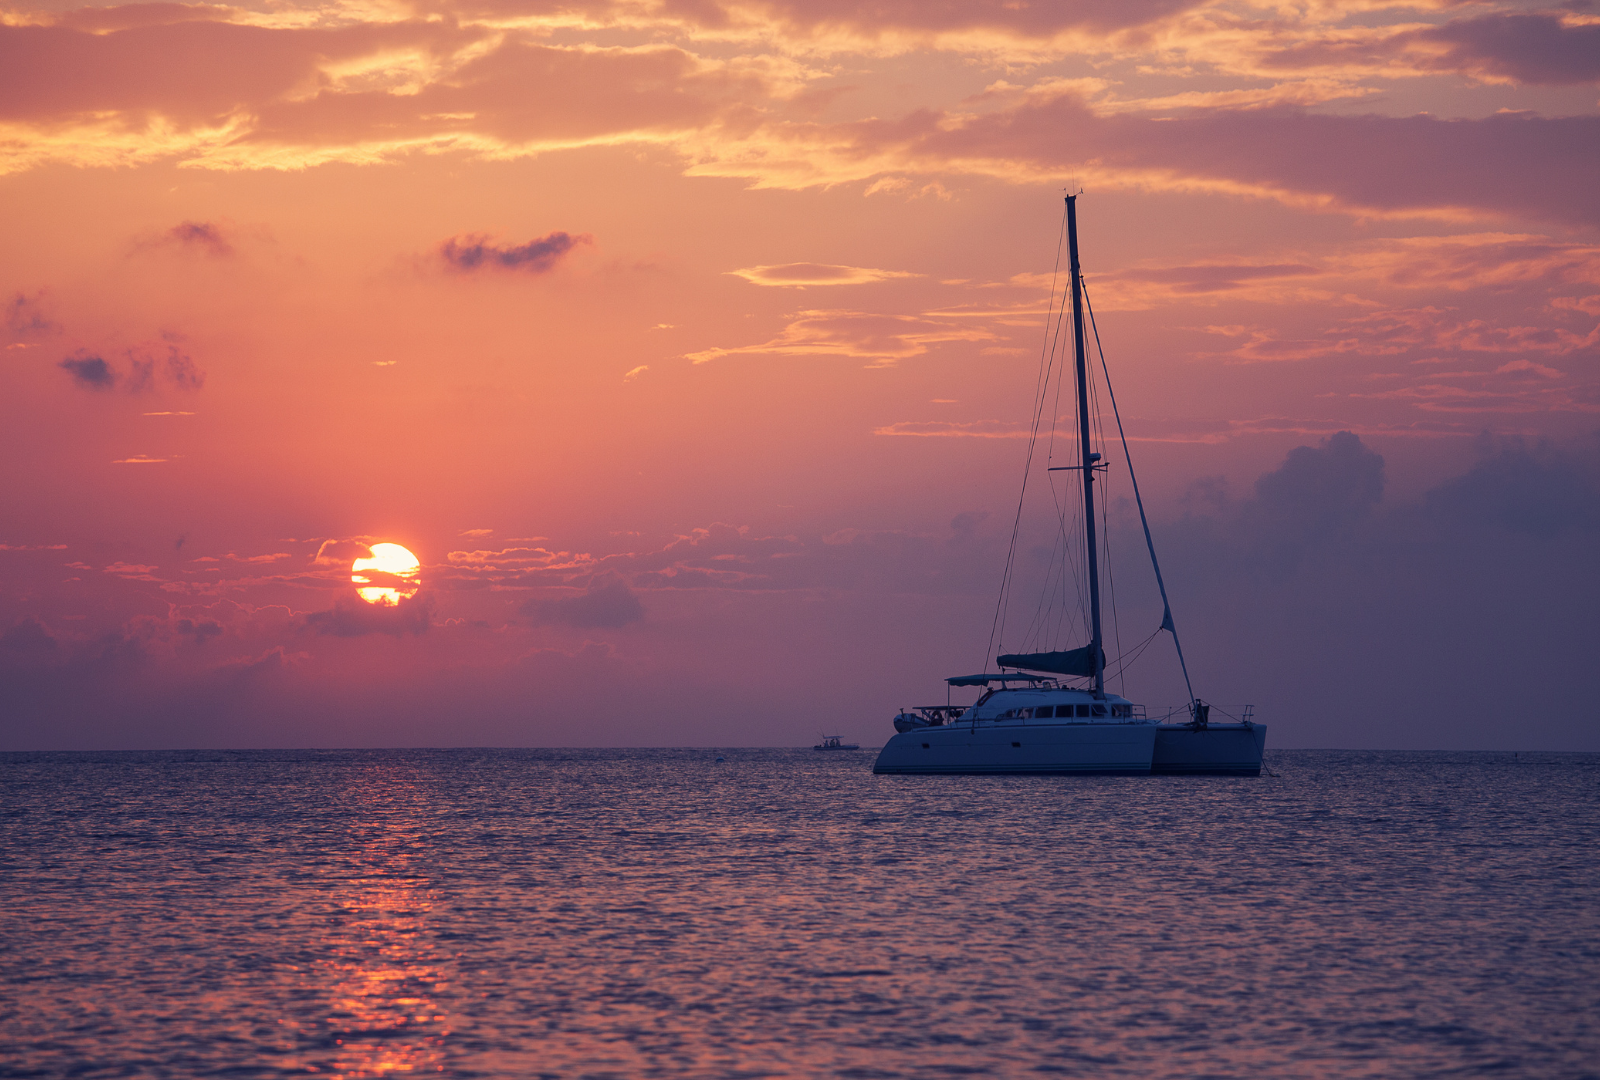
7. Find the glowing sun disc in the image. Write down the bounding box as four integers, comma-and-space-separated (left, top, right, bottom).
352, 542, 420, 605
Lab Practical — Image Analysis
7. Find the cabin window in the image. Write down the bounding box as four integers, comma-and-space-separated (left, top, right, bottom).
1029, 706, 1049, 718
1075, 704, 1091, 718
1092, 705, 1108, 718
1111, 705, 1126, 718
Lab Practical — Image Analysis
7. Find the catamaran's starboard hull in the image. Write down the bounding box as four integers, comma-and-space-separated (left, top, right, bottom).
1152, 723, 1266, 776
872, 722, 1157, 775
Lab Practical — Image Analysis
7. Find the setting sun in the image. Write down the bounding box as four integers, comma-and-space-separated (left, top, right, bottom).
351, 543, 420, 606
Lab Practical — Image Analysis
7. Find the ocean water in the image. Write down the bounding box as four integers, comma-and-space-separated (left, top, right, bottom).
2, 749, 1597, 1079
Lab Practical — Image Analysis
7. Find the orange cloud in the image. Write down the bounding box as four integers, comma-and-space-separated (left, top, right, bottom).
3, 8, 1593, 229
873, 419, 1031, 438
1086, 234, 1600, 311
730, 263, 920, 286
685, 309, 996, 366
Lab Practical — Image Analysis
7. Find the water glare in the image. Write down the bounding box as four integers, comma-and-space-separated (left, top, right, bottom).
3, 749, 1597, 1078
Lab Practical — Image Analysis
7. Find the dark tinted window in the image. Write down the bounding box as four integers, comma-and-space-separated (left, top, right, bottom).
1092, 705, 1108, 717
1075, 704, 1090, 718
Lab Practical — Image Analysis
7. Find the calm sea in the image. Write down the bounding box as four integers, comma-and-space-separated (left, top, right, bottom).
2, 749, 1597, 1079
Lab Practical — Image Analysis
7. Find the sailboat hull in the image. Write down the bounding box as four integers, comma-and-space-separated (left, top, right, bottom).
872, 722, 1157, 775
1152, 723, 1266, 776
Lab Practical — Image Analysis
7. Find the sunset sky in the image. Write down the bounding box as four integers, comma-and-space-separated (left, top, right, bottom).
2, 0, 1596, 751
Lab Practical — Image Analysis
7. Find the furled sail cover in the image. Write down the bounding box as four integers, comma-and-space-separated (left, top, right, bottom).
996, 645, 1103, 677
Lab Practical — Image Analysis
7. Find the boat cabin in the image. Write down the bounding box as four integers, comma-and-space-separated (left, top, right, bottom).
941, 675, 1147, 724
964, 688, 1143, 722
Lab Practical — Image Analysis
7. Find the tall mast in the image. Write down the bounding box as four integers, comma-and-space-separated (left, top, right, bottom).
1066, 195, 1104, 695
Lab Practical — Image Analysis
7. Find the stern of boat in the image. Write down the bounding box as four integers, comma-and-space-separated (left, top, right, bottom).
1151, 723, 1266, 776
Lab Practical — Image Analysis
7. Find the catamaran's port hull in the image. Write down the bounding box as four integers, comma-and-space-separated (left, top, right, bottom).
1152, 723, 1267, 776
872, 723, 1158, 775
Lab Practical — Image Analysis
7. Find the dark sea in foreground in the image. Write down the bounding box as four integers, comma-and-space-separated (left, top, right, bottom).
2, 750, 1597, 1079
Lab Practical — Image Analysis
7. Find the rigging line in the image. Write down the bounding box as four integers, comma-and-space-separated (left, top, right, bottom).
1037, 324, 1075, 651
1029, 415, 1071, 646
1106, 627, 1161, 683
1033, 246, 1078, 647
1034, 392, 1084, 651
1108, 644, 1152, 686
1084, 325, 1125, 695
1045, 425, 1086, 640
1023, 525, 1064, 648
1103, 473, 1125, 696
1082, 279, 1196, 707
1041, 466, 1086, 651
1045, 266, 1072, 464
986, 204, 1070, 667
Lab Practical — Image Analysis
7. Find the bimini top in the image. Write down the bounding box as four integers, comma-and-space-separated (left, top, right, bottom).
946, 673, 1055, 687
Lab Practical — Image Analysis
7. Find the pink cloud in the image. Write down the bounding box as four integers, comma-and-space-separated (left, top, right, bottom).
685, 309, 996, 366
0, 18, 477, 125
813, 92, 1600, 226
3, 12, 1593, 231
1495, 359, 1564, 379
1407, 13, 1600, 87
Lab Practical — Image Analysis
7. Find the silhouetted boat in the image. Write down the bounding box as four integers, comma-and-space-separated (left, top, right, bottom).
874, 196, 1265, 776
814, 735, 860, 750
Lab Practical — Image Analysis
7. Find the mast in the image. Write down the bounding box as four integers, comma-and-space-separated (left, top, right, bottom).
1066, 195, 1104, 696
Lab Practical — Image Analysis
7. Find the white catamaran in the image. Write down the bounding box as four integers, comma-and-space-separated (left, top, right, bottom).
874, 196, 1266, 776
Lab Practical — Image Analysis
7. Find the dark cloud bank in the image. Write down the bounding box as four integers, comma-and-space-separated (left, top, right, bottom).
521, 577, 645, 629
1, 432, 1595, 751
303, 594, 433, 637
1137, 431, 1599, 751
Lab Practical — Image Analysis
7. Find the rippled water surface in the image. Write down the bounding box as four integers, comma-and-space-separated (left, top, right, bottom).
3, 749, 1598, 1079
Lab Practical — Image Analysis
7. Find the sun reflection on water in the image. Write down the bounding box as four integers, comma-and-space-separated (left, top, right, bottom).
279, 825, 452, 1076
320, 890, 448, 1077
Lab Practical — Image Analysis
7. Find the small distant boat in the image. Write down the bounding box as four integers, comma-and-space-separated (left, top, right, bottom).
873, 195, 1265, 777
814, 735, 860, 751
